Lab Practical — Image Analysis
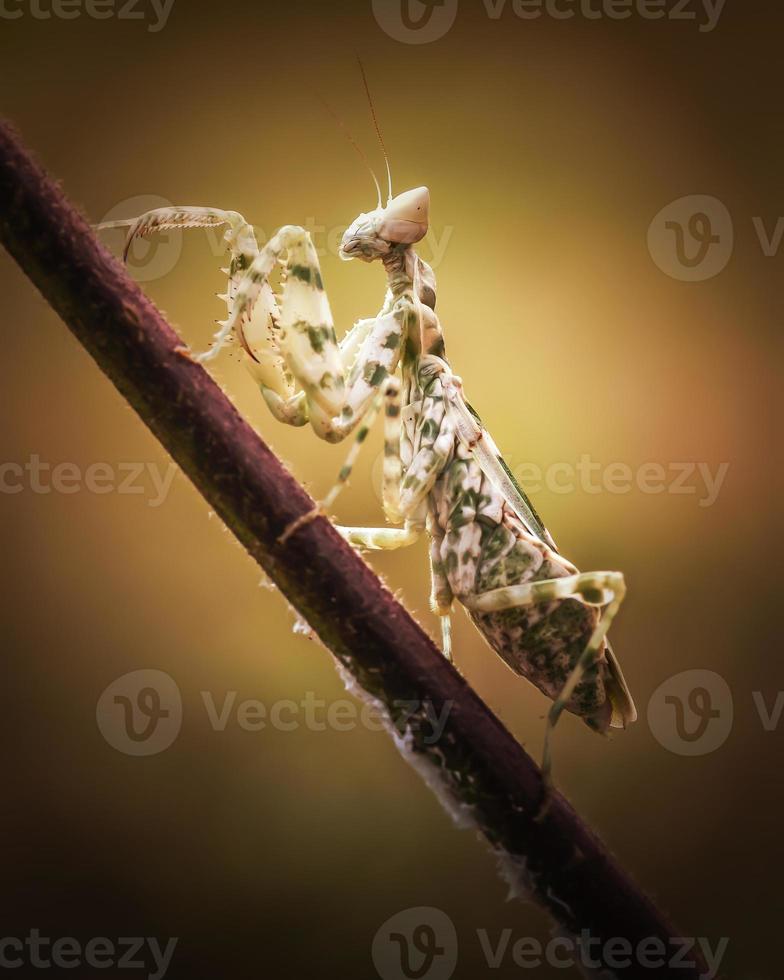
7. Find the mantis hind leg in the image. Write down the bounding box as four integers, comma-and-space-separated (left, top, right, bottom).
539, 574, 627, 797
463, 570, 628, 802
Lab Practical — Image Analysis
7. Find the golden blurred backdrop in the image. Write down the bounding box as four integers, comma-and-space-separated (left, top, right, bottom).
0, 1, 779, 978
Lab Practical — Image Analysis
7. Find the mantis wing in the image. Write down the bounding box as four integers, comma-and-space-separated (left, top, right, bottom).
443, 383, 558, 552
605, 640, 638, 728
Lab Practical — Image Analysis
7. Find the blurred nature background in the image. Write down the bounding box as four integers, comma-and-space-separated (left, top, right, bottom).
0, 1, 779, 978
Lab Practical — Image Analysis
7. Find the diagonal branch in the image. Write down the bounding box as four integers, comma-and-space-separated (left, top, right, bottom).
0, 120, 706, 979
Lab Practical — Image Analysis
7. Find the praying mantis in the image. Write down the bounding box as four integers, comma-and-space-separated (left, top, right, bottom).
97, 84, 636, 799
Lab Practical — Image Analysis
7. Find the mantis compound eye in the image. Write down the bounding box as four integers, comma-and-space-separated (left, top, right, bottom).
378, 186, 430, 244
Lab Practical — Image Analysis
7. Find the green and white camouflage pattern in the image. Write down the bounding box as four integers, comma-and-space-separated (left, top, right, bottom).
396, 267, 633, 734
98, 184, 636, 790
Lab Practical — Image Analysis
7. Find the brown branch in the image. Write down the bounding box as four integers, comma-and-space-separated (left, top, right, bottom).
0, 119, 707, 979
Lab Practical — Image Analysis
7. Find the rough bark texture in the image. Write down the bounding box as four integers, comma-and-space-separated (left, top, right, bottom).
0, 119, 707, 978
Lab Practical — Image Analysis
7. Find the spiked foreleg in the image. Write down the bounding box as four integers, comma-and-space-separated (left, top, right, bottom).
96, 205, 258, 264
97, 205, 292, 385
228, 225, 411, 442
104, 212, 409, 442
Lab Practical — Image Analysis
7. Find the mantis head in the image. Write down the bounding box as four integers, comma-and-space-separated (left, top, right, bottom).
339, 186, 430, 262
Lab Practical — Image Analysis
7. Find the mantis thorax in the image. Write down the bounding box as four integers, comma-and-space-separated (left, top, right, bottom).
383, 246, 444, 360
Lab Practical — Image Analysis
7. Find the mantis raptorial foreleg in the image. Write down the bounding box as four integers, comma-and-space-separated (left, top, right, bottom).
97, 205, 295, 401
98, 206, 260, 264
464, 570, 627, 791
211, 224, 414, 443
100, 208, 416, 445
96, 205, 267, 355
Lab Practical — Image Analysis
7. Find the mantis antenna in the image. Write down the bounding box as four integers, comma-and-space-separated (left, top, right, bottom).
319, 97, 383, 210
357, 58, 393, 204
